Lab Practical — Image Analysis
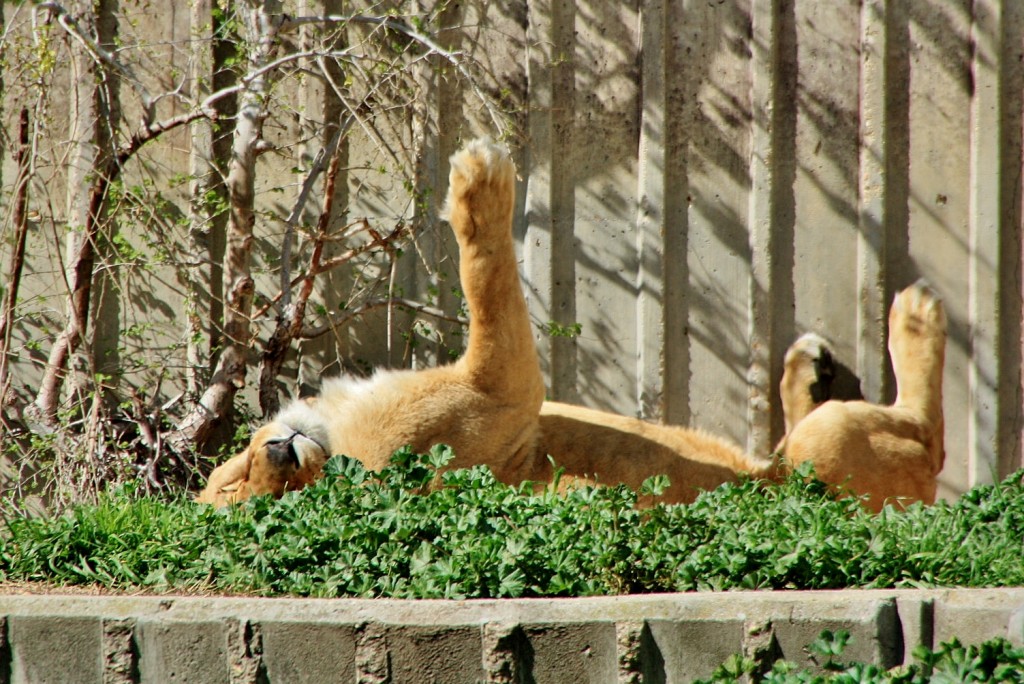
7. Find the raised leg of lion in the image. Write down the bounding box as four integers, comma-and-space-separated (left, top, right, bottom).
778, 333, 835, 436
197, 139, 545, 505
775, 281, 947, 511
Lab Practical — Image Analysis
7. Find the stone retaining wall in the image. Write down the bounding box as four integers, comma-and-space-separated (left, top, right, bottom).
1, 588, 1021, 682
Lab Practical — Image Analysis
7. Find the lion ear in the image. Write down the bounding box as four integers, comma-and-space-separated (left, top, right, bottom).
195, 448, 253, 505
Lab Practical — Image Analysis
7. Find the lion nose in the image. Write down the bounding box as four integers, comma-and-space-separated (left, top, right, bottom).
266, 437, 300, 469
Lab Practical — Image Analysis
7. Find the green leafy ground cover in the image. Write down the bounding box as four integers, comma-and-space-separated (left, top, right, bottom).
0, 446, 1022, 598
699, 630, 1024, 683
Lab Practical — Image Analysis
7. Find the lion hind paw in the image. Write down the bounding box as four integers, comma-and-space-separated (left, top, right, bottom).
891, 279, 947, 335
441, 137, 514, 224
785, 332, 832, 367
784, 332, 835, 404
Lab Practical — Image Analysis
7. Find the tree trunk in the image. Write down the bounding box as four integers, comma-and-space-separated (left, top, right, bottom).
31, 2, 115, 424
168, 0, 285, 451
0, 109, 31, 402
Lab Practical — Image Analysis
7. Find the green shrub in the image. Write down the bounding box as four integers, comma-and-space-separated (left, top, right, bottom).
699, 630, 1024, 683
1, 446, 1022, 598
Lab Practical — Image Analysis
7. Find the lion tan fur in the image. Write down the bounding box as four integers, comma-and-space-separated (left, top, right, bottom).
773, 282, 947, 511
197, 138, 946, 511
535, 402, 778, 503
197, 139, 546, 505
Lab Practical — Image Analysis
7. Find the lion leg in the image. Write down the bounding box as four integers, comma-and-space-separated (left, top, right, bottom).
194, 450, 250, 506
888, 280, 947, 472
442, 139, 544, 409
197, 139, 545, 505
778, 333, 835, 437
889, 281, 946, 416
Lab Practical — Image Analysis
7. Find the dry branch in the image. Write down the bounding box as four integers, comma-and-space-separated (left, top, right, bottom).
300, 297, 468, 342
165, 2, 287, 452
257, 123, 348, 417
29, 104, 212, 425
282, 12, 509, 133
9, 2, 505, 494
0, 109, 32, 404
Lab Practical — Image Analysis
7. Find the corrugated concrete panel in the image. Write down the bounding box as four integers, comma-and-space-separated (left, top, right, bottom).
905, 1, 974, 500
856, 0, 893, 406
791, 0, 861, 376
746, 0, 791, 456
0, 590, 1022, 682
571, 0, 641, 416
525, 0, 580, 405
678, 0, 755, 445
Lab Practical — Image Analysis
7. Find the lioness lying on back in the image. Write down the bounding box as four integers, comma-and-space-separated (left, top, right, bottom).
197, 139, 946, 511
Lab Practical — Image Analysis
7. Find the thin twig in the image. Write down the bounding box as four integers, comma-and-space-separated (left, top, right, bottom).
0, 109, 32, 402
283, 13, 508, 133
258, 121, 351, 416
301, 297, 468, 341
252, 220, 403, 319
35, 2, 154, 116
279, 116, 355, 311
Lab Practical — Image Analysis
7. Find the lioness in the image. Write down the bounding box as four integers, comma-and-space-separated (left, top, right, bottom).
198, 138, 546, 504
773, 282, 947, 511
197, 139, 946, 510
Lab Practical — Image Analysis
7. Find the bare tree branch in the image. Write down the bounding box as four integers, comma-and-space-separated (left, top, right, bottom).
278, 115, 354, 313
166, 1, 287, 452
34, 1, 154, 116
301, 297, 468, 341
8, 1, 505, 493
29, 93, 216, 424
282, 13, 509, 133
258, 119, 349, 417
0, 109, 32, 405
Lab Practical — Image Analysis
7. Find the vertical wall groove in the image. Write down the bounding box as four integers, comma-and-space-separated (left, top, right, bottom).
747, 0, 781, 456
636, 0, 670, 421
747, 0, 796, 454
998, 1, 1024, 479
967, 0, 1002, 487
660, 0, 690, 428
524, 0, 578, 403
857, 0, 890, 406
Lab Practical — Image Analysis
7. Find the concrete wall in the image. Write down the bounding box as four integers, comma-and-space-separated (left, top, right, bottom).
516, 0, 1024, 500
0, 589, 1021, 682
2, 1, 1023, 500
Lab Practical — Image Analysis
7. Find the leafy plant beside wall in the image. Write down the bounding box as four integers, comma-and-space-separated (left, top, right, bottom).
1, 455, 1021, 598
699, 630, 1024, 684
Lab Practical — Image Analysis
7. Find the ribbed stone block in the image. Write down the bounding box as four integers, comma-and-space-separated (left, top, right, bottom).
0, 589, 1020, 682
